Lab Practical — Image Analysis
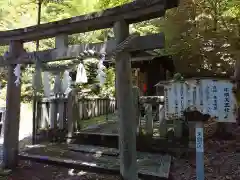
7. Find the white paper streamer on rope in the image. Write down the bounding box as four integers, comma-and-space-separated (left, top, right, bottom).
43, 72, 51, 97
76, 63, 88, 83
97, 54, 106, 86
14, 64, 21, 86
61, 70, 72, 95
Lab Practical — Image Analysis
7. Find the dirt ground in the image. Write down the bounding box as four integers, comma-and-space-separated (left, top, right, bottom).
1, 136, 238, 180
5, 160, 121, 180
171, 139, 240, 180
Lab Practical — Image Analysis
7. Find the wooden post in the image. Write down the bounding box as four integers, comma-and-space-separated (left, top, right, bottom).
0, 108, 6, 138
58, 98, 65, 129
3, 41, 23, 168
66, 90, 74, 144
83, 100, 88, 118
92, 99, 95, 118
49, 72, 61, 129
79, 100, 83, 120
195, 122, 204, 180
53, 72, 61, 97
40, 102, 49, 129
66, 89, 80, 143
114, 20, 137, 180
32, 95, 37, 144
32, 58, 42, 144
159, 105, 167, 137
54, 35, 68, 129
145, 103, 153, 136
36, 101, 42, 131
49, 98, 57, 128
97, 99, 100, 116
132, 86, 140, 133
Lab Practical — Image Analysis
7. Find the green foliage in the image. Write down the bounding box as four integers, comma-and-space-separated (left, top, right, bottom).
0, 0, 239, 101
73, 58, 102, 97
156, 0, 240, 76
84, 59, 99, 85
101, 67, 116, 97
95, 0, 131, 10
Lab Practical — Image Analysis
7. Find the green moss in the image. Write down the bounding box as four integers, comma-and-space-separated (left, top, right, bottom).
80, 113, 116, 129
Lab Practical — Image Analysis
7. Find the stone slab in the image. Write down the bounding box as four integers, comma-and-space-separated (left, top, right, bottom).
19, 143, 171, 179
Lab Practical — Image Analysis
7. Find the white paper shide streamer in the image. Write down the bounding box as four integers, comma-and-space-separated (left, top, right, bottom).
14, 64, 21, 87
97, 55, 106, 86
61, 70, 72, 95
43, 72, 51, 97
76, 63, 88, 83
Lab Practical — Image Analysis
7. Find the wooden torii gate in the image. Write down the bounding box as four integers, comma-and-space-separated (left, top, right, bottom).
0, 0, 179, 179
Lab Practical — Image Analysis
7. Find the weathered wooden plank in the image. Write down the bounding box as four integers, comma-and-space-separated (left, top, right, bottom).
114, 20, 137, 180
0, 0, 178, 45
0, 108, 6, 138
58, 99, 65, 129
158, 105, 167, 137
0, 33, 164, 65
66, 91, 74, 143
36, 101, 42, 130
66, 89, 80, 143
92, 100, 96, 118
53, 72, 61, 95
40, 103, 49, 128
132, 86, 140, 133
3, 41, 23, 168
78, 100, 83, 120
94, 99, 98, 117
49, 100, 57, 128
145, 104, 153, 136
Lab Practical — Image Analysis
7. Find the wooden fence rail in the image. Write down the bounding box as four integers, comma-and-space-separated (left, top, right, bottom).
36, 97, 116, 130
0, 107, 6, 138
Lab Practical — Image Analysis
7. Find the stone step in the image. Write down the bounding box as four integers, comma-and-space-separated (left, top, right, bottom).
71, 132, 192, 156
69, 144, 119, 156
19, 144, 172, 179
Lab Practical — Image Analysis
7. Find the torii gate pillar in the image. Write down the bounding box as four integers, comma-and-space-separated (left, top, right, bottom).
3, 41, 23, 168
114, 20, 137, 180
